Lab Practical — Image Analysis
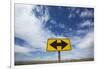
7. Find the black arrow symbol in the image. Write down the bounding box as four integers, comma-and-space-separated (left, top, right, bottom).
50, 40, 68, 49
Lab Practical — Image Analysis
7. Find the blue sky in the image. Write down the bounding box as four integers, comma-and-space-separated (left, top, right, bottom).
15, 4, 94, 61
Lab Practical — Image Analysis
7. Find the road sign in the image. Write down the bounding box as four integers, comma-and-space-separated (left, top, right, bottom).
47, 38, 72, 52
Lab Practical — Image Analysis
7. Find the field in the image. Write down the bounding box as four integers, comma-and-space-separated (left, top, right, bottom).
15, 58, 94, 65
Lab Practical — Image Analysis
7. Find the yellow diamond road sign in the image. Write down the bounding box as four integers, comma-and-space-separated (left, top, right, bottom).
47, 38, 72, 52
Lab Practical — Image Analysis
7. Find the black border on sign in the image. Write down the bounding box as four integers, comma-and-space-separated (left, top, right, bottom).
46, 38, 72, 52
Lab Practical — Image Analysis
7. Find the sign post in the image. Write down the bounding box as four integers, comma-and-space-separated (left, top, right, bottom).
47, 38, 72, 62
58, 51, 61, 62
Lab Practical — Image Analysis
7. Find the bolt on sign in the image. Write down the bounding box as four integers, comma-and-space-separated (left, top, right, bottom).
47, 38, 72, 52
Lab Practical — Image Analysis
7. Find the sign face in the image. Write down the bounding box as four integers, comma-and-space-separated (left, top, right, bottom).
47, 38, 72, 52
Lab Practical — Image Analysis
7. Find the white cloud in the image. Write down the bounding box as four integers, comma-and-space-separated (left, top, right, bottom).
50, 20, 57, 24
68, 13, 76, 19
62, 31, 94, 60
31, 55, 58, 61
61, 41, 94, 60
76, 29, 87, 34
77, 32, 94, 49
80, 20, 92, 27
15, 4, 55, 53
75, 9, 80, 14
70, 36, 81, 45
70, 31, 94, 49
34, 6, 50, 24
80, 9, 93, 17
15, 45, 33, 54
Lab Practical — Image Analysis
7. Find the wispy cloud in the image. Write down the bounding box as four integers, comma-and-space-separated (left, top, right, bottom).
80, 9, 94, 18
15, 45, 31, 53
77, 31, 94, 49
80, 20, 93, 28
15, 4, 55, 52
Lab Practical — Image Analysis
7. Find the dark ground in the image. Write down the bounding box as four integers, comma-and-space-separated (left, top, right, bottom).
15, 58, 94, 65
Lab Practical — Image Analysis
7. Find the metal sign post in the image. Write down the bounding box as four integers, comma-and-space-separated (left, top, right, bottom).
58, 51, 61, 63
